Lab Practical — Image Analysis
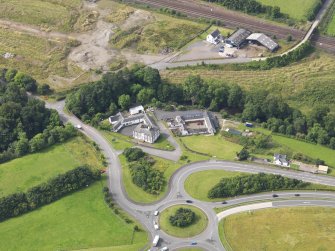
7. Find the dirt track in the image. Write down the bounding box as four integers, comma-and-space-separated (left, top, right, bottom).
130, 0, 335, 52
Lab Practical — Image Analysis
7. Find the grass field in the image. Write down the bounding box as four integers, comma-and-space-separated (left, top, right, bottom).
184, 170, 245, 201
109, 4, 208, 54
0, 27, 84, 90
0, 179, 148, 251
256, 0, 318, 20
0, 136, 103, 197
181, 134, 242, 160
120, 155, 180, 203
0, 0, 83, 32
220, 207, 335, 251
159, 205, 208, 238
162, 53, 335, 113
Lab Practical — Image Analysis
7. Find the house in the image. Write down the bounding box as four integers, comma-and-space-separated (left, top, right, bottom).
207, 29, 222, 44
129, 105, 144, 115
274, 154, 289, 167
108, 110, 160, 144
247, 33, 279, 51
318, 165, 329, 174
225, 29, 251, 49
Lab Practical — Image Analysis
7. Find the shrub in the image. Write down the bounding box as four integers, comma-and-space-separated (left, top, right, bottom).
123, 147, 145, 162
169, 208, 195, 227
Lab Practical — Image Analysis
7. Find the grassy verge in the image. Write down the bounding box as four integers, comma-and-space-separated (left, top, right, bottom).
159, 205, 208, 238
120, 155, 180, 203
101, 131, 134, 151
0, 178, 148, 251
220, 207, 335, 251
0, 136, 103, 197
185, 170, 335, 202
180, 134, 242, 160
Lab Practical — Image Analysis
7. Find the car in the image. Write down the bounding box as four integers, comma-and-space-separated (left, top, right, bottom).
219, 47, 224, 53
154, 224, 160, 230
294, 193, 300, 197
75, 124, 82, 130
154, 210, 159, 216
160, 247, 168, 251
221, 201, 228, 204
191, 241, 197, 245
186, 200, 193, 203
272, 194, 279, 198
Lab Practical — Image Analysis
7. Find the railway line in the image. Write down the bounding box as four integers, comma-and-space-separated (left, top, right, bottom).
130, 0, 335, 52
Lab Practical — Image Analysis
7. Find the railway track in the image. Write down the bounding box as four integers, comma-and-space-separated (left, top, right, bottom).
131, 0, 335, 52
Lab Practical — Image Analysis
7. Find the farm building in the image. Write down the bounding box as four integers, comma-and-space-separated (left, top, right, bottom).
247, 33, 279, 51
274, 153, 289, 167
225, 29, 251, 49
207, 29, 222, 44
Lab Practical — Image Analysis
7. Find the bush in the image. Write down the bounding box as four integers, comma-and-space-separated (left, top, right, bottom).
169, 208, 195, 227
123, 147, 145, 162
208, 173, 308, 199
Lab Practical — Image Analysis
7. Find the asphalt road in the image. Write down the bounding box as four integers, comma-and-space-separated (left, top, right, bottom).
46, 100, 335, 251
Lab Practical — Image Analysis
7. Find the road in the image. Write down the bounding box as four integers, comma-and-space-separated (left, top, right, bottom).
46, 100, 335, 251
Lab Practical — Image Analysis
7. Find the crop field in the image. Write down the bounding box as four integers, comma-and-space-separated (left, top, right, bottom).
0, 27, 84, 90
0, 179, 148, 251
109, 5, 208, 54
221, 207, 335, 251
162, 53, 335, 112
0, 0, 83, 32
181, 134, 243, 160
256, 0, 318, 20
0, 136, 102, 197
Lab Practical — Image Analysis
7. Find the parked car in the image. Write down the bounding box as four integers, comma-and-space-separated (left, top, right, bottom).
186, 200, 193, 203
221, 201, 228, 204
160, 247, 168, 251
272, 194, 279, 198
191, 241, 197, 245
154, 210, 159, 216
294, 193, 300, 197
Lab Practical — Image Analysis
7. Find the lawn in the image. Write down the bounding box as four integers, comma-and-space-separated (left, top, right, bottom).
0, 27, 84, 91
159, 205, 208, 238
256, 0, 318, 21
162, 53, 335, 113
0, 179, 148, 251
120, 155, 181, 203
181, 134, 243, 160
0, 0, 83, 32
220, 207, 335, 251
0, 136, 103, 197
184, 170, 245, 201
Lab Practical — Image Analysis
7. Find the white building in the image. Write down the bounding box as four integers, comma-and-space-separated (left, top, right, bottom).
129, 105, 144, 115
207, 29, 221, 44
274, 154, 289, 167
318, 165, 329, 174
133, 124, 160, 144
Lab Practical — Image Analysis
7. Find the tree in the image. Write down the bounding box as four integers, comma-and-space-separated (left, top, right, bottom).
182, 75, 204, 105
228, 84, 244, 109
237, 148, 249, 160
118, 94, 131, 110
123, 148, 145, 162
37, 84, 52, 95
136, 88, 155, 104
169, 208, 195, 227
29, 133, 45, 152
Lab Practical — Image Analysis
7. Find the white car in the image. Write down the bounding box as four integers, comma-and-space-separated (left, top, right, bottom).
75, 124, 82, 130
154, 224, 159, 230
160, 247, 168, 251
154, 210, 159, 216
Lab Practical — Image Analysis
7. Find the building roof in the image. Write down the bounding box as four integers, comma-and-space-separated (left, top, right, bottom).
226, 29, 251, 46
109, 112, 123, 123
134, 124, 159, 137
247, 33, 279, 51
210, 29, 220, 38
129, 105, 144, 114
318, 165, 329, 173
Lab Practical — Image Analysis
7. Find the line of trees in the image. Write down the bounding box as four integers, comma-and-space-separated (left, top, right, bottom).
0, 166, 101, 222
0, 68, 75, 163
208, 173, 308, 198
123, 148, 165, 195
306, 0, 325, 21
204, 0, 286, 19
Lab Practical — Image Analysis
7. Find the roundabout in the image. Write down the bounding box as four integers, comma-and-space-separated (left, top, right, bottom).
159, 205, 208, 238
46, 99, 335, 251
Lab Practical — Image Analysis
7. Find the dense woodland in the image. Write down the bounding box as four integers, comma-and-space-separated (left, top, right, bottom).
208, 173, 308, 198
0, 166, 101, 222
0, 69, 76, 163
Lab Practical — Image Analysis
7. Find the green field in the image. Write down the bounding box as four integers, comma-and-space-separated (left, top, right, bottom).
220, 207, 335, 251
184, 170, 245, 201
181, 134, 243, 160
0, 0, 83, 32
162, 53, 335, 113
0, 179, 148, 251
256, 0, 318, 20
0, 136, 102, 197
159, 205, 208, 238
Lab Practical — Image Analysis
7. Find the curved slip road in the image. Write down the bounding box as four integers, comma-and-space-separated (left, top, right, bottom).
45, 99, 335, 251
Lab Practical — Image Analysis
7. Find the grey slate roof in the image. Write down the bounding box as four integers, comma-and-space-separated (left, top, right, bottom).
226, 29, 252, 47
247, 33, 279, 51
210, 29, 220, 38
